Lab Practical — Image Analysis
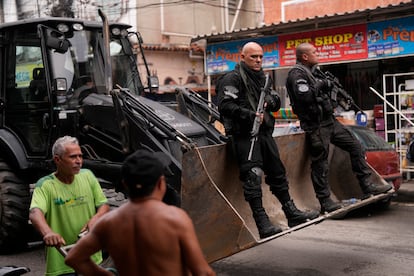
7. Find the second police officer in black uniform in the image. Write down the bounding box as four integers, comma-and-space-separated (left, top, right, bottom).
285, 42, 392, 213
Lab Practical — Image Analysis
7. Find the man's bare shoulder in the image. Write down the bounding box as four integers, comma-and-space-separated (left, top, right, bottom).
138, 200, 191, 229
151, 200, 190, 220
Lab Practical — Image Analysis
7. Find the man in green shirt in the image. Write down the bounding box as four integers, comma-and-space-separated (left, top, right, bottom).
30, 136, 110, 276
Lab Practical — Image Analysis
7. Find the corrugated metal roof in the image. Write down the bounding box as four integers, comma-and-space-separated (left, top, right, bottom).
191, 1, 414, 45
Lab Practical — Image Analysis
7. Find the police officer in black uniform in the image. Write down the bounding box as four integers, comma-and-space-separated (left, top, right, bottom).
217, 42, 319, 239
285, 42, 392, 213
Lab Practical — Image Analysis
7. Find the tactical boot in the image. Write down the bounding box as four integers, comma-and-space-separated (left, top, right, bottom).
360, 182, 392, 198
248, 197, 282, 238
252, 210, 283, 239
319, 197, 342, 213
282, 200, 319, 227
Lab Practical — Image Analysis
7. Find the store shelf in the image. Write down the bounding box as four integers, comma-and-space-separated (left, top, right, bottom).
385, 91, 414, 96
383, 72, 414, 175
386, 110, 414, 115
397, 128, 414, 133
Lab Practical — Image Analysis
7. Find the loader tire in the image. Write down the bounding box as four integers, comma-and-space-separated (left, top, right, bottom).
0, 160, 30, 253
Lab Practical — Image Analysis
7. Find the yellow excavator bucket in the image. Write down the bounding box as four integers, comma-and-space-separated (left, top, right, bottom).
181, 132, 394, 263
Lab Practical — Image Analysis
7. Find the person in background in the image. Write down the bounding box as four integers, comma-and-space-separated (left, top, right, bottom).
30, 136, 109, 276
65, 149, 215, 276
285, 42, 392, 213
217, 41, 319, 239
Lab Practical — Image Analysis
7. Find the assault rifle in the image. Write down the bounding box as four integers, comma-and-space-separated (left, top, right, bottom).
313, 66, 363, 112
247, 73, 271, 161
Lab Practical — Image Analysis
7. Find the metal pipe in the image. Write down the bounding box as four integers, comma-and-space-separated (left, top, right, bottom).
221, 0, 225, 32
230, 0, 244, 32
224, 0, 229, 32
160, 0, 164, 34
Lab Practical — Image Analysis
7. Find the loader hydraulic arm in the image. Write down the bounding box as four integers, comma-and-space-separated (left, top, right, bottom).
114, 87, 195, 152
175, 87, 227, 144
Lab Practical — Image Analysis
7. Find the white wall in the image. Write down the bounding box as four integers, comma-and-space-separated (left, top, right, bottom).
143, 50, 204, 88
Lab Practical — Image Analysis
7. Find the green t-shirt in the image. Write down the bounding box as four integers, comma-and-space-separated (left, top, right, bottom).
30, 169, 108, 276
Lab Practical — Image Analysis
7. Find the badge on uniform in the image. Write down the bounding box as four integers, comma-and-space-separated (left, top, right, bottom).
296, 79, 309, 93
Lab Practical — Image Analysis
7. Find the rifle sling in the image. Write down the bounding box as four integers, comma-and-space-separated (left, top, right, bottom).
239, 63, 259, 111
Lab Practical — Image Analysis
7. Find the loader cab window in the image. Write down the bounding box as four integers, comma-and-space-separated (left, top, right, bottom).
47, 28, 107, 106
5, 43, 50, 155
110, 39, 140, 93
14, 46, 48, 103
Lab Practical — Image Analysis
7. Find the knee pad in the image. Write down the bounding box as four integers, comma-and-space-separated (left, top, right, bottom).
247, 167, 263, 184
243, 167, 264, 200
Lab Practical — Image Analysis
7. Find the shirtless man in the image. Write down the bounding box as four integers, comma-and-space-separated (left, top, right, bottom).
65, 149, 215, 276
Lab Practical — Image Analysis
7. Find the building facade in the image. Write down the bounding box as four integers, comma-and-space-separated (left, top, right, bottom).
134, 0, 264, 91
3, 0, 412, 96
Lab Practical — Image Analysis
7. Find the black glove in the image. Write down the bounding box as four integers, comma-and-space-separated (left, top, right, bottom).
264, 93, 281, 112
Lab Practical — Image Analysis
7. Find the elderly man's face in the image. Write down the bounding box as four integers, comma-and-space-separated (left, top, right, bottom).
55, 144, 83, 176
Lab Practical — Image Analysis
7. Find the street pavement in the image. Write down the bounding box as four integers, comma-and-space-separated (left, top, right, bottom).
0, 179, 413, 275
394, 179, 414, 203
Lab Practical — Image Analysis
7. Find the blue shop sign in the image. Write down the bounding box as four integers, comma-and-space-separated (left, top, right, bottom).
206, 36, 278, 75
367, 16, 414, 59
